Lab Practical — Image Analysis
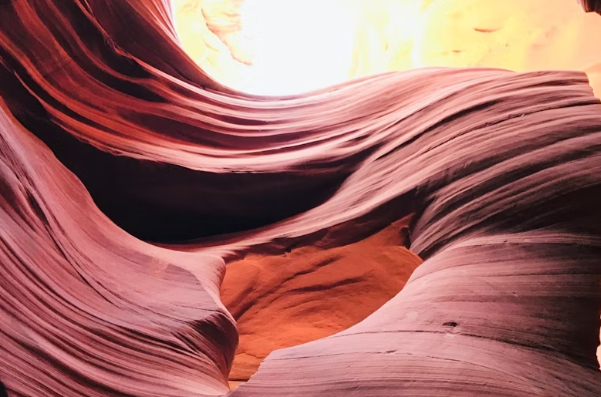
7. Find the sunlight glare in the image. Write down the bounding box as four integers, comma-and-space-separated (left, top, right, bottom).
237, 0, 358, 95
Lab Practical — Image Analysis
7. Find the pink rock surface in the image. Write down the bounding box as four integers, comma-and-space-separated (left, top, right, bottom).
0, 98, 235, 396
0, 0, 601, 396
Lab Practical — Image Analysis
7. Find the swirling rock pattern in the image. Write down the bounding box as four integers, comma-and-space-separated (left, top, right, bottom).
0, 97, 235, 396
1, 0, 601, 397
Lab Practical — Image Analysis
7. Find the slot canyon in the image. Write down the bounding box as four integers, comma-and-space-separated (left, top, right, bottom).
1, 0, 601, 396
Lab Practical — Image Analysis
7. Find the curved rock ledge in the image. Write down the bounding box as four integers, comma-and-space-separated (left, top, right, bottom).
0, 0, 601, 396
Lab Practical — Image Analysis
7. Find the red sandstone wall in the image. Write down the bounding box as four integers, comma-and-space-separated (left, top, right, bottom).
0, 1, 600, 396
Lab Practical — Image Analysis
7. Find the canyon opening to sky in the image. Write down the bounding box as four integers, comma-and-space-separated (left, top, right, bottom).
173, 0, 601, 96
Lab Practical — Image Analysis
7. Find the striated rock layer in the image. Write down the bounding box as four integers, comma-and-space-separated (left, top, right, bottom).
221, 217, 422, 381
0, 97, 235, 396
1, 0, 601, 396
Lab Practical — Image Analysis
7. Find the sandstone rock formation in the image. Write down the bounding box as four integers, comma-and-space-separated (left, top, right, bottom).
0, 97, 235, 396
1, 0, 601, 396
221, 217, 422, 381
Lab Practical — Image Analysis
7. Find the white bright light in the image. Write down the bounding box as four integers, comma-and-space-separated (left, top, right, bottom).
237, 0, 358, 95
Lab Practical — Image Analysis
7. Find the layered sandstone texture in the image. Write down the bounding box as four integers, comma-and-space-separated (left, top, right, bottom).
173, 0, 601, 381
1, 0, 601, 397
221, 217, 422, 381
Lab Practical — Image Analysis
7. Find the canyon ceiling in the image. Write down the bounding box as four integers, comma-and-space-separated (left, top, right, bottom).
1, 1, 601, 396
